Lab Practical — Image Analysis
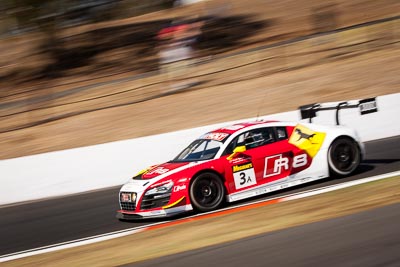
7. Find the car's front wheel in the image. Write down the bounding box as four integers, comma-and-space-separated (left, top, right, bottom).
328, 137, 361, 177
189, 172, 225, 212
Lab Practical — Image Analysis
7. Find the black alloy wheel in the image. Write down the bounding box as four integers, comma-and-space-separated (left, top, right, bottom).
189, 172, 225, 212
328, 137, 361, 177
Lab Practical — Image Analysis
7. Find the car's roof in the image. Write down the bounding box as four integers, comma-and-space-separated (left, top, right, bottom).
210, 120, 280, 135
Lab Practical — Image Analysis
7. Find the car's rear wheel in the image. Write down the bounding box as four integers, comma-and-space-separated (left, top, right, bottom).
328, 137, 361, 177
189, 172, 225, 212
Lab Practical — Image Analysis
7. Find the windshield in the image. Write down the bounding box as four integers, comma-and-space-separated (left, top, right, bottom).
172, 139, 223, 162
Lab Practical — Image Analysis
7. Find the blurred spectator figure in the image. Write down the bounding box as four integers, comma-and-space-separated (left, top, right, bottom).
157, 18, 203, 93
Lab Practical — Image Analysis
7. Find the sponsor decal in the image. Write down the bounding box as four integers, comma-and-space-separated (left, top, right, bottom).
229, 157, 248, 164
173, 185, 187, 192
178, 178, 188, 183
359, 97, 378, 115
288, 124, 326, 158
264, 154, 288, 178
232, 163, 253, 173
201, 132, 229, 141
233, 163, 257, 189
146, 167, 169, 176
264, 154, 308, 177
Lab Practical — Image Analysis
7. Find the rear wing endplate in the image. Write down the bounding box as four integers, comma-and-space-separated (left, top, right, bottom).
299, 97, 378, 125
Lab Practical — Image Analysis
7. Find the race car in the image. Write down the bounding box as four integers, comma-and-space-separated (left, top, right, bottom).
117, 120, 364, 220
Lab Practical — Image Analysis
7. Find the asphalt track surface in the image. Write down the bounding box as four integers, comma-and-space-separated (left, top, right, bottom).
127, 203, 400, 267
0, 136, 399, 256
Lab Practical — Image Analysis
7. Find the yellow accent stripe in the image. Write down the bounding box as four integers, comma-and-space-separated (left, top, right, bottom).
162, 196, 185, 209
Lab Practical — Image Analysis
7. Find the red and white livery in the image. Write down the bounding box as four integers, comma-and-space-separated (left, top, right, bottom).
117, 120, 364, 220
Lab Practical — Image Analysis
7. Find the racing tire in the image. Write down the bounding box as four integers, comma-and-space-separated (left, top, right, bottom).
328, 137, 361, 177
189, 172, 225, 212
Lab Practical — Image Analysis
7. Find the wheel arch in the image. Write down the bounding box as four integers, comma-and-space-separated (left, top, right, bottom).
328, 134, 362, 157
190, 169, 226, 188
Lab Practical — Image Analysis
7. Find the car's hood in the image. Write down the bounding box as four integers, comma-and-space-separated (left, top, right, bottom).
120, 161, 198, 193
141, 161, 190, 179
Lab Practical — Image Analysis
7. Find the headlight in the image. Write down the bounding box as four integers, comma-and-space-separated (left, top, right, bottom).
145, 181, 174, 196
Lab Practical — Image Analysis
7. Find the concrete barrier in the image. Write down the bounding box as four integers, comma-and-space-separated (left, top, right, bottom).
0, 93, 399, 205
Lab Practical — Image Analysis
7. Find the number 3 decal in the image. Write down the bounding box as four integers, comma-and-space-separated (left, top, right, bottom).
233, 165, 257, 189
239, 172, 247, 185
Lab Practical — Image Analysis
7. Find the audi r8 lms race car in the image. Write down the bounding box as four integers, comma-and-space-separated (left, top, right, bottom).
117, 120, 364, 220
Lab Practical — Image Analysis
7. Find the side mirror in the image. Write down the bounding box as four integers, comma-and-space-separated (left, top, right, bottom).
227, 146, 246, 160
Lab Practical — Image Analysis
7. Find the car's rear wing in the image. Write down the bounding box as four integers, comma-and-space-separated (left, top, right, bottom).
299, 97, 378, 125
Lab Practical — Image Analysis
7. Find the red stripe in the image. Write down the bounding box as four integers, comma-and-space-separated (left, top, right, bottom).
147, 198, 282, 231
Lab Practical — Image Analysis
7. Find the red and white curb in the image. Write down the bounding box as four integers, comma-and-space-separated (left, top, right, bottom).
1, 171, 399, 263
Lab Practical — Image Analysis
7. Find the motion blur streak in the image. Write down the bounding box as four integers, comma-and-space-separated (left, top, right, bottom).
2, 170, 399, 263
1, 0, 399, 159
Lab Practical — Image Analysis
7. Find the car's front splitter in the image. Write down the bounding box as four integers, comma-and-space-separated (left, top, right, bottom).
116, 204, 193, 220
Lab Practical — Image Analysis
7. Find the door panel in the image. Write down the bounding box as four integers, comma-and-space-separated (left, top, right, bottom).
223, 126, 313, 194
249, 140, 294, 184
224, 155, 255, 193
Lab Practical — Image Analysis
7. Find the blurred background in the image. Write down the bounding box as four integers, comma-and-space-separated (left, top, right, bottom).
0, 0, 399, 159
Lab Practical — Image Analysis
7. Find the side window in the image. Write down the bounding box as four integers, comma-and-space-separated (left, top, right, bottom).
275, 127, 288, 140
244, 127, 275, 149
222, 127, 278, 155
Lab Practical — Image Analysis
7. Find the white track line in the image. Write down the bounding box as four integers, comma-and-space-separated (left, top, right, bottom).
0, 229, 144, 263
282, 171, 400, 201
1, 171, 399, 263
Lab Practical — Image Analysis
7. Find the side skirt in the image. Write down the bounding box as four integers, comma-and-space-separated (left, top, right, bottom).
227, 175, 328, 202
